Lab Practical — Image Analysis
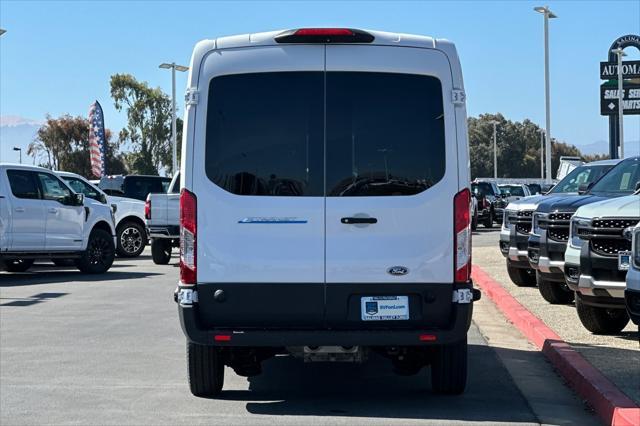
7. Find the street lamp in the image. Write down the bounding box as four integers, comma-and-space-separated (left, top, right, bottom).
534, 5, 557, 184
611, 47, 627, 158
159, 62, 189, 175
12, 147, 21, 164
489, 120, 499, 179
538, 128, 545, 179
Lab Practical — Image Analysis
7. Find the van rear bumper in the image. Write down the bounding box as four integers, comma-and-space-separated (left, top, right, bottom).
177, 282, 478, 347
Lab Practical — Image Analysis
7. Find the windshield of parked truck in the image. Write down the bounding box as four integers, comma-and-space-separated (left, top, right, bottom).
548, 163, 615, 194
588, 157, 640, 196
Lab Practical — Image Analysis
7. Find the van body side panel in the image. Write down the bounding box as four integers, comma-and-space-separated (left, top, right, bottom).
324, 46, 457, 284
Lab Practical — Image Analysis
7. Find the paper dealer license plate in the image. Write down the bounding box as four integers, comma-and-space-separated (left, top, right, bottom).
361, 296, 409, 321
618, 251, 632, 271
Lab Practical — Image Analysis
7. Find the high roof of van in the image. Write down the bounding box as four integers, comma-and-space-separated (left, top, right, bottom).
197, 28, 454, 51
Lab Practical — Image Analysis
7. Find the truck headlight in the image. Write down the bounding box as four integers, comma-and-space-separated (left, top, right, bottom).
532, 212, 548, 236
570, 217, 590, 248
503, 209, 515, 228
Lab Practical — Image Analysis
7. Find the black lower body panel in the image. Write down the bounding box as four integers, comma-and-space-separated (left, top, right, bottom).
180, 281, 476, 347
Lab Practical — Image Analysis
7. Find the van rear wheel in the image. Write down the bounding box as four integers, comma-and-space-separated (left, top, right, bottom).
151, 239, 172, 265
187, 342, 224, 398
431, 337, 467, 395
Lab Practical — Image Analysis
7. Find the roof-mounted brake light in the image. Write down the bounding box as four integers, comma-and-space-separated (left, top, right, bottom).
275, 28, 374, 44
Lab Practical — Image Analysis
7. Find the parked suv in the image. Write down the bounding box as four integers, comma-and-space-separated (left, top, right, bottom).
99, 175, 170, 258
500, 160, 619, 287
565, 193, 639, 334
472, 180, 505, 228
529, 156, 640, 304
0, 164, 116, 273
626, 223, 640, 325
175, 28, 480, 397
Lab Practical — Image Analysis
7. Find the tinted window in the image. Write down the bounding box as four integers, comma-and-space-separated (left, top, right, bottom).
549, 164, 613, 194
7, 170, 40, 199
123, 177, 167, 201
206, 72, 324, 196
63, 177, 102, 201
501, 186, 525, 197
326, 73, 445, 196
472, 182, 496, 197
161, 179, 171, 193
37, 173, 71, 203
170, 173, 181, 194
589, 158, 640, 196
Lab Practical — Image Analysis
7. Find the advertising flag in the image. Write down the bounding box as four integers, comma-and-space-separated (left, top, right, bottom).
88, 100, 106, 178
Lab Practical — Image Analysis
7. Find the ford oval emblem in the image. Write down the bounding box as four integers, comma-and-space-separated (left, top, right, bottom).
387, 266, 409, 276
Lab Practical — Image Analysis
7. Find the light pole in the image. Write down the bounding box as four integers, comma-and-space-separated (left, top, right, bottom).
611, 47, 627, 158
538, 128, 545, 179
159, 62, 189, 175
489, 120, 499, 179
12, 147, 21, 164
534, 5, 557, 184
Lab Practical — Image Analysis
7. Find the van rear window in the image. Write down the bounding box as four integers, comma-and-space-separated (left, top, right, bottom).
205, 72, 445, 197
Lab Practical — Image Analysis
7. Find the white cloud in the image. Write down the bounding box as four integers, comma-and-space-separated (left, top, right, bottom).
0, 115, 43, 127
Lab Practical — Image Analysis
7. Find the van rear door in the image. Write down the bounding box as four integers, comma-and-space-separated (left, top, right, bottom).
324, 46, 457, 285
193, 46, 326, 327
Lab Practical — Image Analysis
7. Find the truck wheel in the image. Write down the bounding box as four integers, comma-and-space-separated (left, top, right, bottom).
4, 259, 34, 273
576, 295, 630, 334
187, 342, 224, 397
431, 337, 467, 395
471, 211, 479, 231
536, 272, 574, 304
116, 221, 146, 258
76, 229, 115, 274
483, 210, 494, 228
151, 239, 172, 265
506, 260, 536, 287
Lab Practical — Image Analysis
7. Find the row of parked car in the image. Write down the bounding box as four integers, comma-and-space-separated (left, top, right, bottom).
470, 181, 547, 230
498, 156, 640, 333
0, 163, 176, 273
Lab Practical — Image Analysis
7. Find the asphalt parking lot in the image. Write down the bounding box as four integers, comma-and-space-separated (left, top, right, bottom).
1, 242, 602, 425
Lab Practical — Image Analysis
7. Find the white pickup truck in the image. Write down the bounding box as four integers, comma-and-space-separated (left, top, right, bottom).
0, 164, 116, 273
145, 172, 179, 264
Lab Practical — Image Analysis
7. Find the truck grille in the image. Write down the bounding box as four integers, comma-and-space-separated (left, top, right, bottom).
542, 212, 572, 242
577, 217, 639, 257
515, 210, 533, 234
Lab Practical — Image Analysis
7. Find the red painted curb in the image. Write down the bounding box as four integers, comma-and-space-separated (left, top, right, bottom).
472, 265, 640, 426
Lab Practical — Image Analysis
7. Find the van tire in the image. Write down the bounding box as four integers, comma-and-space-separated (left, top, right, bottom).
76, 228, 115, 274
151, 239, 172, 265
4, 258, 34, 273
576, 295, 630, 334
483, 210, 493, 228
187, 342, 224, 397
537, 273, 574, 304
431, 337, 467, 395
116, 221, 146, 258
506, 261, 536, 287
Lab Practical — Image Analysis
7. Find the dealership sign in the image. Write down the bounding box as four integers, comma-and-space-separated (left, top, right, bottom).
600, 60, 640, 79
600, 83, 640, 115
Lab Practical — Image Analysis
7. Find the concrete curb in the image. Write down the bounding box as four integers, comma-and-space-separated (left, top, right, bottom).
472, 265, 640, 426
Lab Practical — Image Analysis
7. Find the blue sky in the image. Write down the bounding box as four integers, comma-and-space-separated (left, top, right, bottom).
1, 0, 639, 163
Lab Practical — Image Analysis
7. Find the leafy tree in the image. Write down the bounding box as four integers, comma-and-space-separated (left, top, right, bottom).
110, 74, 182, 175
28, 114, 126, 176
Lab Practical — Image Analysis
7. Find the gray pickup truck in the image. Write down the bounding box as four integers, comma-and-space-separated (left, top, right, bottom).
145, 172, 180, 264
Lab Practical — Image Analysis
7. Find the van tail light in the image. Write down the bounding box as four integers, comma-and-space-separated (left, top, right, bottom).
454, 188, 472, 283
180, 189, 197, 286
275, 28, 374, 44
144, 196, 151, 219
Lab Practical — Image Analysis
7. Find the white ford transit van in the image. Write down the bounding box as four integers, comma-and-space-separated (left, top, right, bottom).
175, 28, 479, 397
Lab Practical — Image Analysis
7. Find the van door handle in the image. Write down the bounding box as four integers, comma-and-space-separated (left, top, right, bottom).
14, 207, 25, 213
341, 217, 377, 224
48, 208, 58, 214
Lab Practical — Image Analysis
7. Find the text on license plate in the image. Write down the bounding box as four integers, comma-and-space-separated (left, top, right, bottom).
361, 296, 409, 321
618, 251, 632, 271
